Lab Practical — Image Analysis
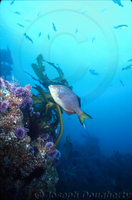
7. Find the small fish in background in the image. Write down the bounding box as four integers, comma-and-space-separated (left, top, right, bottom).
92, 35, 96, 43
38, 32, 41, 38
10, 0, 15, 5
23, 33, 33, 43
17, 23, 24, 28
122, 64, 132, 71
81, 11, 88, 14
37, 10, 41, 17
52, 23, 57, 31
114, 24, 128, 29
119, 79, 124, 86
47, 34, 50, 40
112, 0, 123, 7
48, 85, 92, 128
89, 69, 100, 75
63, 135, 72, 159
75, 28, 78, 35
99, 8, 107, 13
25, 20, 31, 22
75, 7, 84, 12
127, 59, 132, 62
14, 11, 21, 15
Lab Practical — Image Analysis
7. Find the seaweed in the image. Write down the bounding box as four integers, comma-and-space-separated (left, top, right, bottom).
26, 54, 72, 150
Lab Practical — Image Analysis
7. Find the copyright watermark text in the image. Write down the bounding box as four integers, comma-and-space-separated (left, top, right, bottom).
35, 190, 132, 199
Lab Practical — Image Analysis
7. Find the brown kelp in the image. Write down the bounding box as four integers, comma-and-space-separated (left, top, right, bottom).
25, 54, 72, 151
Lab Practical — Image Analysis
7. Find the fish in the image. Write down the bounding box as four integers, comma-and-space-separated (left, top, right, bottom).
23, 33, 33, 43
89, 69, 100, 75
119, 79, 124, 86
52, 23, 57, 31
99, 8, 107, 13
37, 11, 41, 17
17, 23, 24, 28
10, 0, 15, 5
14, 11, 21, 15
81, 11, 88, 14
92, 35, 96, 43
38, 32, 41, 38
75, 7, 84, 12
75, 28, 78, 35
127, 59, 132, 62
48, 85, 92, 127
122, 64, 132, 71
47, 34, 50, 40
112, 0, 123, 7
25, 20, 31, 22
63, 135, 72, 159
114, 24, 128, 29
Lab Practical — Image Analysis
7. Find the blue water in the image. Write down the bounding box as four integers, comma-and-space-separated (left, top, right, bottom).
1, 0, 132, 158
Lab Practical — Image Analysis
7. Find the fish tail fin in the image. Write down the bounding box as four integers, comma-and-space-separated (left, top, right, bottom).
78, 111, 92, 127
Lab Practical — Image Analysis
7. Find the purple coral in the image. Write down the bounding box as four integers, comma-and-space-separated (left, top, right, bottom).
0, 101, 9, 113
15, 128, 25, 139
15, 87, 25, 96
3, 80, 11, 87
10, 86, 17, 94
41, 133, 49, 141
45, 142, 54, 149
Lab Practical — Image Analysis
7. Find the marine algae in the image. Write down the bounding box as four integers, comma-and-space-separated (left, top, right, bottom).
27, 54, 72, 150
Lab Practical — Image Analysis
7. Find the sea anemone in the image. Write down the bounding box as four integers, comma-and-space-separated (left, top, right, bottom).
54, 149, 61, 159
8, 185, 18, 198
46, 149, 58, 158
45, 142, 54, 150
15, 127, 25, 139
0, 101, 9, 113
46, 149, 61, 159
41, 133, 49, 141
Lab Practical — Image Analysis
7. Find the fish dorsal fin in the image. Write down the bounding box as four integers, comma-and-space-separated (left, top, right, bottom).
65, 110, 75, 115
66, 135, 70, 141
76, 95, 81, 107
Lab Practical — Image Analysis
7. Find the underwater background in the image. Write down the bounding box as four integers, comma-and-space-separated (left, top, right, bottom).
0, 0, 132, 200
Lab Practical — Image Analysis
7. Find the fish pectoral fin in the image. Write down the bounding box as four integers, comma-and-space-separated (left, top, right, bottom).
65, 110, 75, 115
58, 93, 67, 99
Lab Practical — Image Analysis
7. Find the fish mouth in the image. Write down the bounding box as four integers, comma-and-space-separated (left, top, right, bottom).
48, 85, 54, 89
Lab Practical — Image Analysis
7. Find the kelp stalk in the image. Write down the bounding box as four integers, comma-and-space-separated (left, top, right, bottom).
46, 105, 63, 152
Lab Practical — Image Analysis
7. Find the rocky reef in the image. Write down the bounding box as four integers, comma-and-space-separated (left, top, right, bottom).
0, 77, 61, 199
0, 53, 72, 200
